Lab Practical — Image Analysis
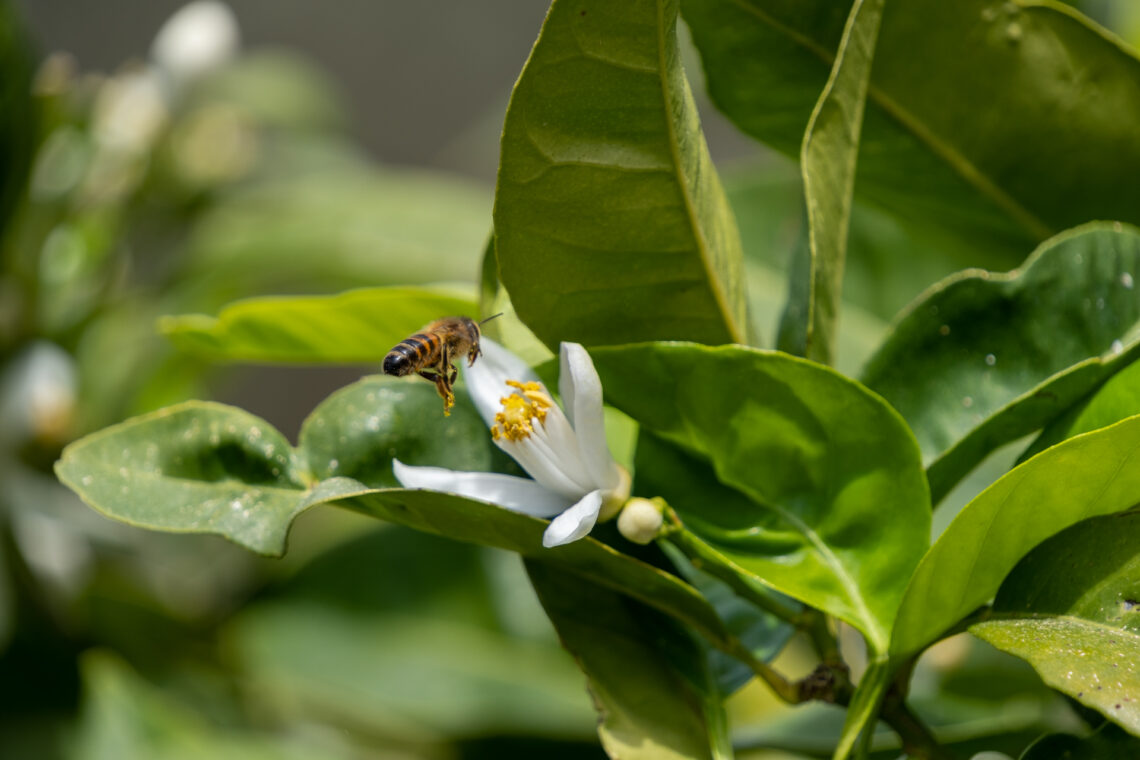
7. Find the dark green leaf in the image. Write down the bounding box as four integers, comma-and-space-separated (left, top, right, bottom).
891, 415, 1140, 662
494, 0, 749, 349
1022, 360, 1140, 463
527, 560, 729, 760
594, 343, 930, 653
160, 286, 477, 363
682, 0, 1140, 254
779, 0, 883, 365
1019, 724, 1140, 760
970, 511, 1140, 733
297, 376, 505, 485
862, 224, 1140, 504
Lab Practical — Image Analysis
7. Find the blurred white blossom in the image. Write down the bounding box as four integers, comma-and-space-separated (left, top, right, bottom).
151, 1, 240, 88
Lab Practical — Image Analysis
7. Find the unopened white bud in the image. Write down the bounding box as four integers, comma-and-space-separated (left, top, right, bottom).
151, 1, 239, 87
617, 498, 664, 545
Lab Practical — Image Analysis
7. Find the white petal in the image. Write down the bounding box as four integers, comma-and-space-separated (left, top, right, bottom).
392, 460, 567, 517
558, 342, 620, 489
496, 435, 587, 501
542, 489, 604, 547
463, 337, 539, 428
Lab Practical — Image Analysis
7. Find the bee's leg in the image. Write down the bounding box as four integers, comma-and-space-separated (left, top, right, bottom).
437, 346, 456, 416
467, 345, 480, 367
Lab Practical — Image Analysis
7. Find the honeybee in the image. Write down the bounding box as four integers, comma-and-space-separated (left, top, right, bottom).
382, 314, 500, 415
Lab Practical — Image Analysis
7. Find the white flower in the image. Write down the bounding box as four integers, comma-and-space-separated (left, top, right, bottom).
393, 339, 630, 547
151, 1, 240, 88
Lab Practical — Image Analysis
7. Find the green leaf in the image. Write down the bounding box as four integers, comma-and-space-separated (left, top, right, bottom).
527, 560, 729, 760
298, 375, 506, 485
891, 415, 1140, 662
861, 224, 1140, 504
970, 511, 1140, 734
56, 382, 743, 661
494, 0, 748, 349
1021, 358, 1140, 463
593, 343, 930, 652
55, 401, 308, 555
184, 169, 492, 295
160, 286, 477, 363
682, 0, 1140, 254
779, 0, 883, 365
1019, 724, 1140, 760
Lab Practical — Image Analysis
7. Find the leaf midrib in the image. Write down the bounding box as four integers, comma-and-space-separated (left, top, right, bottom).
722, 0, 1053, 239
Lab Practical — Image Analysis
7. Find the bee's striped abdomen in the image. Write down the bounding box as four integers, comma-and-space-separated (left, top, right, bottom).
383, 332, 440, 376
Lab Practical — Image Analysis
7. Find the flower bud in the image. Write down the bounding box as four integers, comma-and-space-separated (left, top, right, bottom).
617, 497, 664, 545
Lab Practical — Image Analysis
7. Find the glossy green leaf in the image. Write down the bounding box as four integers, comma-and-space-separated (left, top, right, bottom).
593, 343, 930, 652
184, 169, 491, 295
1022, 359, 1140, 462
1019, 724, 1140, 760
527, 560, 729, 760
891, 415, 1140, 662
682, 0, 1140, 253
297, 376, 507, 485
862, 224, 1140, 504
494, 0, 749, 349
160, 286, 477, 363
970, 511, 1140, 733
55, 401, 308, 555
779, 0, 883, 365
56, 382, 742, 659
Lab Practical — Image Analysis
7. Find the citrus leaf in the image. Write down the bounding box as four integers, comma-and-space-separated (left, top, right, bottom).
527, 560, 729, 760
779, 0, 883, 365
862, 223, 1140, 504
593, 343, 930, 653
682, 0, 1140, 254
55, 401, 308, 555
970, 511, 1140, 734
891, 415, 1140, 661
494, 0, 749, 349
160, 286, 477, 363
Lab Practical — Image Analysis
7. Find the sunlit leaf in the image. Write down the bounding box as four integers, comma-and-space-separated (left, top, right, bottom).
683, 0, 1140, 256
527, 560, 729, 760
494, 0, 749, 349
779, 0, 883, 365
862, 224, 1140, 504
160, 286, 477, 363
891, 416, 1140, 662
971, 511, 1140, 734
55, 401, 308, 555
593, 343, 929, 653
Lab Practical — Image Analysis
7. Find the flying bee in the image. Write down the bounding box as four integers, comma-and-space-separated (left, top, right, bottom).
382, 314, 501, 415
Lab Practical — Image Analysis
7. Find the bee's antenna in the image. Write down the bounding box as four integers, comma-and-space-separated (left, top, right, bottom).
479, 312, 504, 326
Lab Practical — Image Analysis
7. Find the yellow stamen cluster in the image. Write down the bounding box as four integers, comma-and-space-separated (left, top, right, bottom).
491, 380, 552, 442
